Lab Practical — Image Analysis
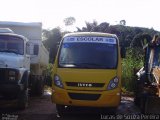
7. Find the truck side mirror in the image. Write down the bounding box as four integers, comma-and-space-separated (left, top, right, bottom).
26, 42, 31, 55
120, 47, 126, 58
34, 45, 39, 55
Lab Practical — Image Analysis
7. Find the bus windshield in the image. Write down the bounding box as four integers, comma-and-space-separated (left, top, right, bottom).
59, 36, 118, 69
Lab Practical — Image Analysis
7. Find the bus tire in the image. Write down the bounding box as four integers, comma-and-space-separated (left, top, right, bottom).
56, 104, 66, 117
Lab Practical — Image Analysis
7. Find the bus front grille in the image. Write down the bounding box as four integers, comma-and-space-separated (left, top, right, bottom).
68, 93, 101, 101
66, 82, 105, 88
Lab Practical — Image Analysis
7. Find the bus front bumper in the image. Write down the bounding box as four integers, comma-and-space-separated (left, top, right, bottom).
51, 87, 121, 107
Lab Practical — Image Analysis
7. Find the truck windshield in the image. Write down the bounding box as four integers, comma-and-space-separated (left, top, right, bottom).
0, 35, 24, 55
59, 36, 118, 69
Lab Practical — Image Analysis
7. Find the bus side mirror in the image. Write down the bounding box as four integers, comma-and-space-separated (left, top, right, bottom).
121, 47, 126, 58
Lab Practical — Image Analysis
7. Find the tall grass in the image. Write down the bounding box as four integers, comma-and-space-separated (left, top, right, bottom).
122, 48, 144, 92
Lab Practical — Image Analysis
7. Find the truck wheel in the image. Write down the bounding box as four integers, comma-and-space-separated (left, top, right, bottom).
140, 97, 148, 114
134, 80, 144, 107
36, 78, 44, 96
56, 104, 66, 117
134, 95, 141, 106
17, 89, 29, 110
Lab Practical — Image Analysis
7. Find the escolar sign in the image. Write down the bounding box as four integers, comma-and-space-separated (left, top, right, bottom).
63, 36, 117, 44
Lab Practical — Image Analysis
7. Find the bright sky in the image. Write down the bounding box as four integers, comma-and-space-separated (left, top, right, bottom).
0, 0, 160, 31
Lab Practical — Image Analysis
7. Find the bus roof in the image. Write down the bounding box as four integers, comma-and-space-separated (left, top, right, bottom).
64, 32, 118, 38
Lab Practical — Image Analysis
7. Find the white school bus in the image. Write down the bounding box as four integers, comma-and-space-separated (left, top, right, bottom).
51, 32, 125, 115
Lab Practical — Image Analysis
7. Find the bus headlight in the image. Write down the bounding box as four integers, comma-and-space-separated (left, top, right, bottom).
54, 75, 64, 88
107, 77, 119, 90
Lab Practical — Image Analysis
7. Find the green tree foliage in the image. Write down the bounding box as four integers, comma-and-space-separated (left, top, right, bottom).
76, 20, 160, 48
43, 27, 62, 63
63, 17, 76, 26
120, 20, 126, 26
130, 33, 152, 48
122, 48, 144, 91
98, 22, 109, 32
77, 20, 98, 32
77, 21, 109, 32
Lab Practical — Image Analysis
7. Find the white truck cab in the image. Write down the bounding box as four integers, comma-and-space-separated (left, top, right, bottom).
0, 31, 30, 69
0, 22, 49, 109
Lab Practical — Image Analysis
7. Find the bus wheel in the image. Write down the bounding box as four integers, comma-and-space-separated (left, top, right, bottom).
101, 107, 117, 114
56, 104, 66, 117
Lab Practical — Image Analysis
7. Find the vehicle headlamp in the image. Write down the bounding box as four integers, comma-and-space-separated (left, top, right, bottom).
107, 77, 119, 90
54, 75, 64, 88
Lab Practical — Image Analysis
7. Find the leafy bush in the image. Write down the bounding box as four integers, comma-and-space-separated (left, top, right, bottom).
122, 48, 144, 92
45, 63, 54, 86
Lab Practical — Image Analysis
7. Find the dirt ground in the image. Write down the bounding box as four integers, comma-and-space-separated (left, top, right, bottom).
0, 90, 146, 120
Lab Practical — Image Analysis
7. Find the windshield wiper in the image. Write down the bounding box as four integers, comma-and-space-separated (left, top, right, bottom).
0, 49, 19, 54
60, 62, 115, 69
60, 63, 84, 67
60, 62, 107, 68
78, 63, 103, 66
77, 63, 107, 68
